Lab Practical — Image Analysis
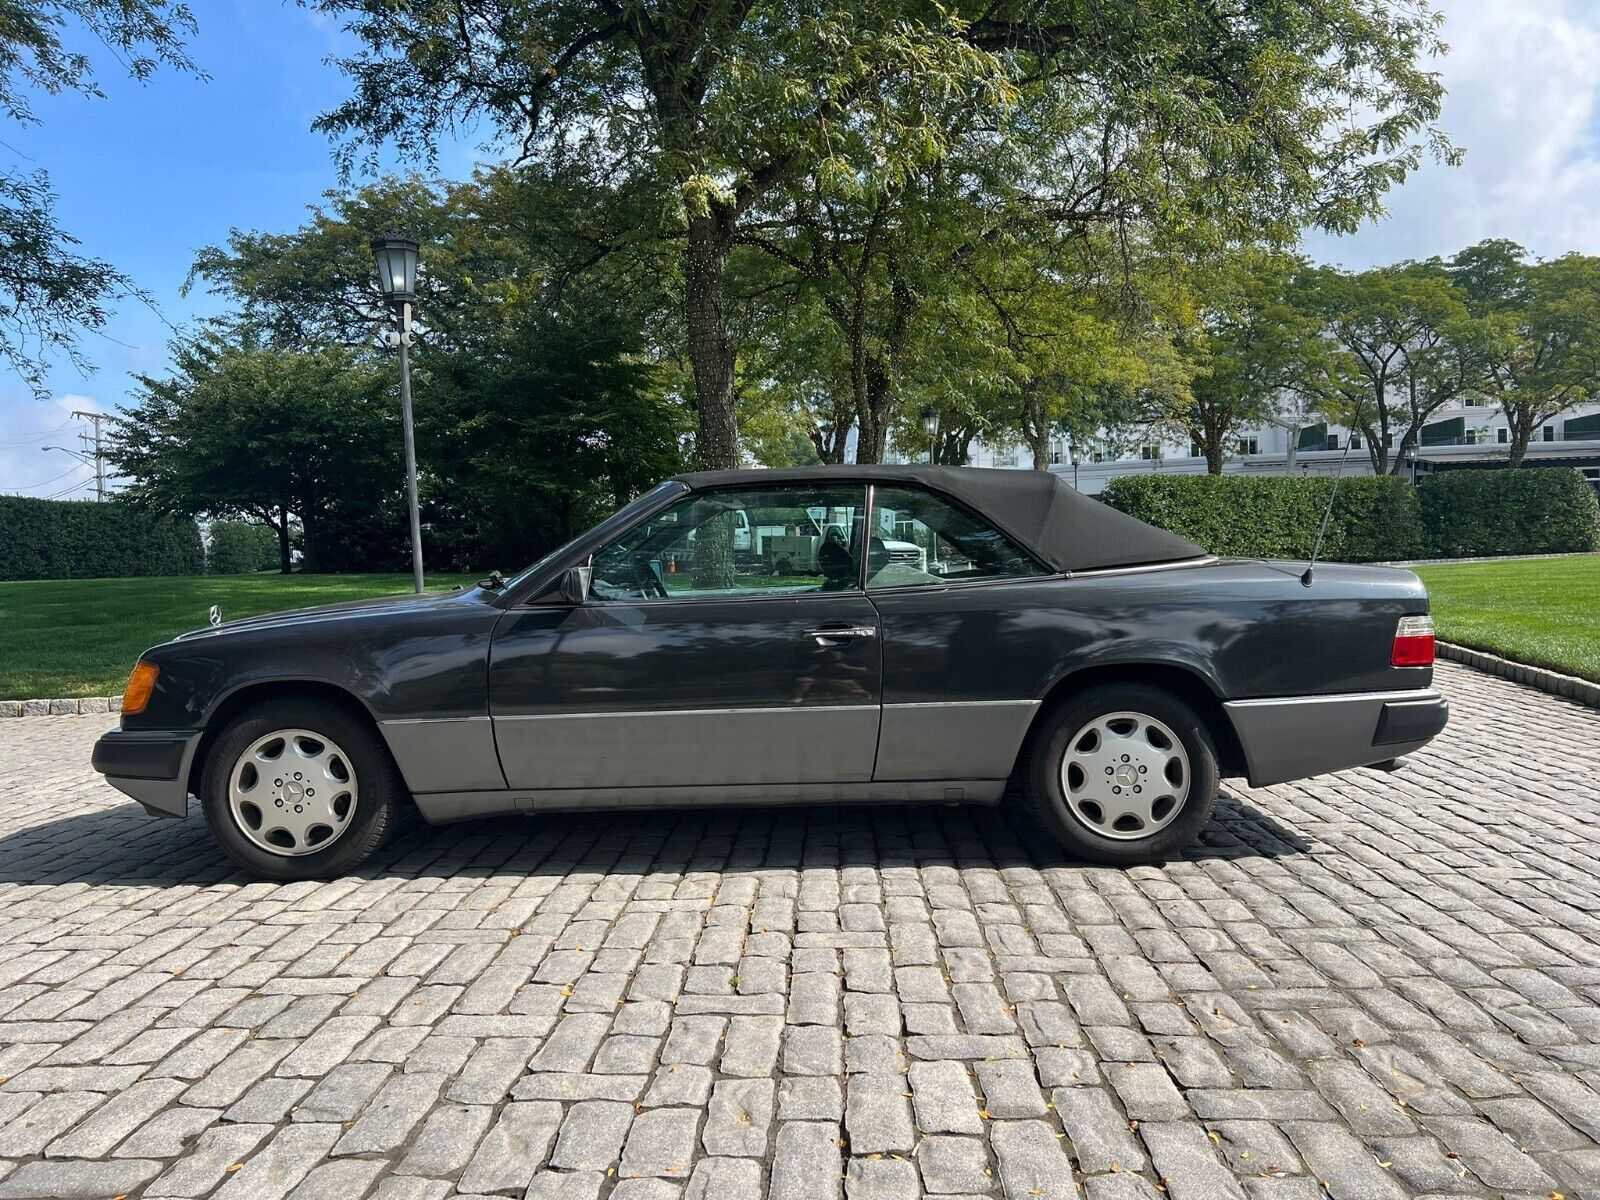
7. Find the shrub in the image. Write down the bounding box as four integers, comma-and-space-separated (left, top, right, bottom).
1100, 474, 1423, 562
1418, 468, 1600, 557
207, 521, 280, 574
0, 497, 204, 581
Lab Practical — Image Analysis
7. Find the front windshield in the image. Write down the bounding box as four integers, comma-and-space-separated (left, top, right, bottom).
503, 481, 684, 592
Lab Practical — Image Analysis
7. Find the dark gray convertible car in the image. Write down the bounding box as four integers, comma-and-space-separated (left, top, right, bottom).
94, 466, 1446, 879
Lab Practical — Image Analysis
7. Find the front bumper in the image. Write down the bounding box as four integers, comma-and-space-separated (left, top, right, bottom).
91, 727, 201, 818
1224, 687, 1448, 787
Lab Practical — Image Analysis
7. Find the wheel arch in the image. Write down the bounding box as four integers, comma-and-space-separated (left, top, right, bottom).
187, 679, 382, 796
1017, 660, 1247, 781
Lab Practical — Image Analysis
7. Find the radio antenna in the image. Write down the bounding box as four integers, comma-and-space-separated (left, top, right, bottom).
1301, 398, 1366, 588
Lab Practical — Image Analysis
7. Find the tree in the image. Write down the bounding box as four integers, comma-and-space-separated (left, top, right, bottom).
207, 521, 279, 574
111, 332, 403, 573
1450, 240, 1600, 466
309, 1, 1006, 468
184, 172, 689, 570
1292, 260, 1475, 475
0, 1, 197, 394
421, 303, 686, 572
305, 0, 1452, 468
1155, 253, 1329, 475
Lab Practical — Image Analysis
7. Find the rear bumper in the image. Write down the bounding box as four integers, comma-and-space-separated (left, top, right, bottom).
91, 727, 200, 818
1224, 687, 1447, 787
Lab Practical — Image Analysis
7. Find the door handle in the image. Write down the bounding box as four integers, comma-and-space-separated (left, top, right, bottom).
806, 625, 877, 645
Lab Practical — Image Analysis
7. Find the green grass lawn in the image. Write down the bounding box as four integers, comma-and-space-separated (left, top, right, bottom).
0, 573, 476, 699
1415, 554, 1600, 684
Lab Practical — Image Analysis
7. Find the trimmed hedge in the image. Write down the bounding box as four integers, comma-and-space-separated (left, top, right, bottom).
0, 496, 204, 581
1101, 474, 1423, 562
207, 521, 280, 574
1418, 468, 1600, 557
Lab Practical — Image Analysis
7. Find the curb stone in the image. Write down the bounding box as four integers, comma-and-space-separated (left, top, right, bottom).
1, 696, 120, 718
1437, 641, 1600, 709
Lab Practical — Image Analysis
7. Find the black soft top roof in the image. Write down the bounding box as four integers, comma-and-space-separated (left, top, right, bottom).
672, 465, 1206, 573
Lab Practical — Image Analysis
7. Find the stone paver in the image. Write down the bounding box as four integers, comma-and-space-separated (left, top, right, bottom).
0, 662, 1598, 1197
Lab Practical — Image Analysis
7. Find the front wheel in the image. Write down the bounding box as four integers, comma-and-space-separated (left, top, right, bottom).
1011, 684, 1219, 865
200, 698, 404, 880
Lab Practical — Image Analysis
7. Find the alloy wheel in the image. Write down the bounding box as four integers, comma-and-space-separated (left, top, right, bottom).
227, 728, 359, 856
1058, 710, 1190, 840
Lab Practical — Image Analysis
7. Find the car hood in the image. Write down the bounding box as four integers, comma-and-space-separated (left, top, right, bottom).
171, 586, 484, 641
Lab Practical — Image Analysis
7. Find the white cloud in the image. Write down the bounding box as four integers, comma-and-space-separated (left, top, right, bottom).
1304, 0, 1600, 268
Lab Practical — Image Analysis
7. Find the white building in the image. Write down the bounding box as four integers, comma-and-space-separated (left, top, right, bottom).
891, 400, 1600, 495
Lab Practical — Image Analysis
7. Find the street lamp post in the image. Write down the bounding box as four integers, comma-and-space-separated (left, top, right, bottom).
1065, 434, 1079, 491
919, 405, 940, 465
370, 230, 425, 594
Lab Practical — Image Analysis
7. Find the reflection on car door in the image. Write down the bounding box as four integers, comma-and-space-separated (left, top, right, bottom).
866, 484, 1051, 785
488, 484, 881, 793
489, 595, 882, 790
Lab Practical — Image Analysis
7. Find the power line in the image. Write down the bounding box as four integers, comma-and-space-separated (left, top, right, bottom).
2, 465, 82, 491
41, 479, 93, 501
0, 419, 72, 445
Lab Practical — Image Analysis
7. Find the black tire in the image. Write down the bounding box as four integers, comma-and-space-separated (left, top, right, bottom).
1011, 683, 1219, 865
199, 697, 405, 881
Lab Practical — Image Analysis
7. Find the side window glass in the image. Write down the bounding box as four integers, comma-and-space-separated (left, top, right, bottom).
868, 486, 1045, 589
590, 485, 867, 600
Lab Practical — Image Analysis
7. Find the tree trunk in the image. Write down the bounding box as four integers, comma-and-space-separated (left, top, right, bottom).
935, 427, 973, 465
1508, 422, 1530, 467
275, 508, 292, 575
683, 212, 739, 470
1371, 375, 1391, 475
1199, 421, 1225, 475
1389, 428, 1415, 476
692, 510, 737, 590
1500, 401, 1533, 468
854, 358, 891, 464
1028, 431, 1051, 471
1023, 393, 1050, 470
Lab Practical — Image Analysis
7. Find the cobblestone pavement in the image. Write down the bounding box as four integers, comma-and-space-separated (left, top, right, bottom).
0, 661, 1598, 1200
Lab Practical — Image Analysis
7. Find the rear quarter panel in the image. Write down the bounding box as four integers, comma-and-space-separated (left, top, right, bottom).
871, 558, 1432, 705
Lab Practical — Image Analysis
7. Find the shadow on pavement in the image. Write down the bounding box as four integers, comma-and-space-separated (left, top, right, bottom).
0, 788, 1310, 888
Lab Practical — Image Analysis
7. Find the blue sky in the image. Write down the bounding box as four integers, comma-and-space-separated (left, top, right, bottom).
0, 1, 478, 497
5, 0, 1600, 495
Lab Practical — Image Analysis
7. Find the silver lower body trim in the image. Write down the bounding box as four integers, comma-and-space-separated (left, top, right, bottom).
412, 778, 1008, 824
494, 704, 880, 790
378, 715, 505, 793
874, 699, 1040, 782
1224, 687, 1446, 787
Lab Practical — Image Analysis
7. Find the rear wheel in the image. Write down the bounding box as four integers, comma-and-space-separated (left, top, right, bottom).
200, 698, 403, 880
1012, 684, 1218, 864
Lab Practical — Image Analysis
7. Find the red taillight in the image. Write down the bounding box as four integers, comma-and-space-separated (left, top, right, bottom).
1392, 615, 1435, 667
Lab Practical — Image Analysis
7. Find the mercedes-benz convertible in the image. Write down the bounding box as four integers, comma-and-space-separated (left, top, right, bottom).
93, 466, 1446, 879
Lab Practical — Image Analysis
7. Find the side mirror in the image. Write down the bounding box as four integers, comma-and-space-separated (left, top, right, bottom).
558, 565, 591, 605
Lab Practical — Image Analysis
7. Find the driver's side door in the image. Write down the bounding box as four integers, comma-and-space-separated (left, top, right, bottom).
489, 484, 881, 792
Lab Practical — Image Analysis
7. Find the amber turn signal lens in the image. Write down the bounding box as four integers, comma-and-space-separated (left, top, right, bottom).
121, 661, 159, 715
